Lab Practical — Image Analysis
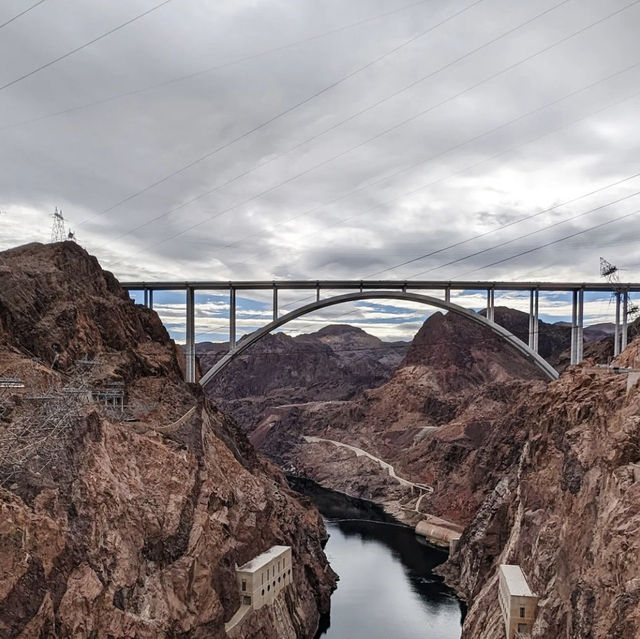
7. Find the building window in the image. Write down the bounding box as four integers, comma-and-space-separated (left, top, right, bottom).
267, 585, 270, 591
262, 589, 265, 596
520, 607, 526, 618
243, 596, 251, 605
241, 581, 246, 592
278, 577, 281, 582
518, 623, 528, 633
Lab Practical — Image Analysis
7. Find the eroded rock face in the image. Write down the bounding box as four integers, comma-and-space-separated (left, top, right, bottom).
200, 325, 408, 431
0, 242, 335, 639
440, 358, 640, 638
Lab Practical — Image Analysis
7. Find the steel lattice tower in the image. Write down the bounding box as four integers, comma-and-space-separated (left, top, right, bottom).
50, 207, 66, 243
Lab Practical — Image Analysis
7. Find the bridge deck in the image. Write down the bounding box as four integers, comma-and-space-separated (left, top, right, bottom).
121, 279, 640, 292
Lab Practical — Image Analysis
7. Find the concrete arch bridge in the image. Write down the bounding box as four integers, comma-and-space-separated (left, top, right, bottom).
120, 279, 640, 386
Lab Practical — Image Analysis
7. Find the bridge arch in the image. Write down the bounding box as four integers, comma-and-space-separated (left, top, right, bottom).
198, 290, 559, 387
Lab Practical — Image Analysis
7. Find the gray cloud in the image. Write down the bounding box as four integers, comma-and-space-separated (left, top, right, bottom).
1, 0, 640, 337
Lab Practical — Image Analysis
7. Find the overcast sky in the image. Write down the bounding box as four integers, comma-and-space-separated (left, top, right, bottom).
2, 0, 640, 340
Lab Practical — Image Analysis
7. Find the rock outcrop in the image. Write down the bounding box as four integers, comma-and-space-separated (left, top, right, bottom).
0, 242, 335, 639
439, 354, 640, 638
200, 324, 407, 432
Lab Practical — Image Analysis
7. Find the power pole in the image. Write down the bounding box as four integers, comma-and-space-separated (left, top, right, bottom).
50, 207, 66, 243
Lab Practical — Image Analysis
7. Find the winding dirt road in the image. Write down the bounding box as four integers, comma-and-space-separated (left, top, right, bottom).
303, 435, 433, 494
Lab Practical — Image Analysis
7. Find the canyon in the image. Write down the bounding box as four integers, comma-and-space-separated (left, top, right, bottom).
2, 241, 638, 638
201, 303, 640, 638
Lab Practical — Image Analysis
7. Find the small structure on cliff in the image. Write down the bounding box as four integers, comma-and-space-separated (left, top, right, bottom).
498, 565, 538, 638
225, 545, 293, 635
236, 545, 292, 608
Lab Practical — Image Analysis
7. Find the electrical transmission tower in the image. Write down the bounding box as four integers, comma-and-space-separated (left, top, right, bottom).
599, 257, 618, 283
600, 257, 638, 316
50, 207, 66, 242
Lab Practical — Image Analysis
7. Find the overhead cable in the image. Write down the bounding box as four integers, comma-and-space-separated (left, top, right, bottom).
0, 0, 176, 92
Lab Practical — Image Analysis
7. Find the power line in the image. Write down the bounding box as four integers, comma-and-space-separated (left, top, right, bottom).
230, 156, 640, 331
0, 0, 433, 132
109, 62, 640, 271
234, 86, 640, 285
455, 208, 640, 278
103, 0, 640, 265
0, 0, 176, 92
405, 189, 640, 279
0, 0, 46, 31
79, 0, 488, 225
102, 0, 581, 248
367, 172, 640, 277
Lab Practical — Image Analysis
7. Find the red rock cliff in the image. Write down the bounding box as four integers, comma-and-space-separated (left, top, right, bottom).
0, 242, 335, 639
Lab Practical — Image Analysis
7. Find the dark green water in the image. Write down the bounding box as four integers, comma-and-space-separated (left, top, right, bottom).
288, 477, 464, 639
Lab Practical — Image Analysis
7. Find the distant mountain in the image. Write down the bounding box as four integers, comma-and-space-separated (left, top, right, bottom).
197, 325, 408, 430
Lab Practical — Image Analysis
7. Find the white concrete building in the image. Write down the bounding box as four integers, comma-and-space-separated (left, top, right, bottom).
236, 545, 292, 610
225, 545, 293, 636
498, 564, 539, 638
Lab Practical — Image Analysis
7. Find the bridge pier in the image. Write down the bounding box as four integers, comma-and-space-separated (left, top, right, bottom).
570, 290, 584, 366
273, 286, 278, 322
528, 290, 539, 352
614, 291, 621, 356
148, 289, 153, 310
143, 288, 149, 308
577, 289, 584, 362
230, 287, 237, 351
185, 287, 195, 383
444, 288, 450, 303
622, 291, 629, 352
486, 289, 495, 322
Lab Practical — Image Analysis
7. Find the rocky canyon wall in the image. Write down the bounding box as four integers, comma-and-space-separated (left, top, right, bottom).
0, 242, 335, 639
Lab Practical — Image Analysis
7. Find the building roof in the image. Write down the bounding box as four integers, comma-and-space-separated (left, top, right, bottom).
237, 545, 290, 573
499, 564, 535, 597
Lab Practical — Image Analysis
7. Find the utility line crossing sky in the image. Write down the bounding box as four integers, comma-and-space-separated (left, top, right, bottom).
1, 0, 640, 339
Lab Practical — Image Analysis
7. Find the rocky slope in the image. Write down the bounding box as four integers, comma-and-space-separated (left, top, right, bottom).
0, 242, 335, 639
200, 324, 407, 432
439, 351, 640, 638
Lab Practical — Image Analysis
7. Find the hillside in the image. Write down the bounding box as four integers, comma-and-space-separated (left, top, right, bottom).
199, 324, 408, 432
440, 354, 640, 637
0, 242, 335, 639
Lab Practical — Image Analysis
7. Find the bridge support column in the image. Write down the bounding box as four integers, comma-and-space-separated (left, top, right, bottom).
273, 287, 278, 322
230, 288, 236, 351
148, 289, 154, 310
486, 289, 494, 322
185, 287, 195, 383
614, 291, 621, 357
528, 290, 539, 352
622, 291, 629, 352
577, 289, 584, 363
570, 290, 584, 365
570, 290, 578, 366
444, 288, 450, 303
316, 284, 320, 302
143, 289, 149, 307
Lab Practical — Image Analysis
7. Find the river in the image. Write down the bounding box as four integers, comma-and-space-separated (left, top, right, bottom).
288, 477, 464, 639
